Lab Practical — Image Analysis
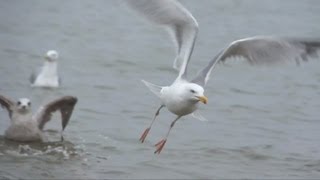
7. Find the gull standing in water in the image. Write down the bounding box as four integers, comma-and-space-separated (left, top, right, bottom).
126, 0, 320, 154
0, 94, 77, 142
30, 50, 61, 88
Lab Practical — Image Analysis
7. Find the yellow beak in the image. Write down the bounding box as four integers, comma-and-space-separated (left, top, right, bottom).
197, 95, 208, 104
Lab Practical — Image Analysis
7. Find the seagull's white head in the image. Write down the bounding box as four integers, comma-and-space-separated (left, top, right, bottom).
182, 83, 208, 104
16, 98, 31, 113
45, 50, 59, 62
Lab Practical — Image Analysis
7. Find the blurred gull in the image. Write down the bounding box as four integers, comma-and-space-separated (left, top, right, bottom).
30, 50, 61, 88
126, 0, 320, 154
0, 94, 77, 142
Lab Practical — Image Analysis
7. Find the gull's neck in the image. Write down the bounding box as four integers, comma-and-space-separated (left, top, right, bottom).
42, 61, 58, 77
11, 109, 33, 124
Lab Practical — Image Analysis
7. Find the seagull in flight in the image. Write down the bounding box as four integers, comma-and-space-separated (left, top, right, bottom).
0, 94, 77, 142
126, 0, 320, 154
30, 50, 61, 88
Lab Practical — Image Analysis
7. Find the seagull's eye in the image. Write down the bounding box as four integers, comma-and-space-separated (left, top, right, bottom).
17, 101, 21, 105
190, 89, 196, 93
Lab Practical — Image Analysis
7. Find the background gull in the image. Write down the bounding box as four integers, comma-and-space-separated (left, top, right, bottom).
126, 0, 320, 154
30, 50, 61, 88
0, 94, 77, 142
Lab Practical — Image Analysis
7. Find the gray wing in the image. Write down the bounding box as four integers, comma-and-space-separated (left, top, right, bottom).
219, 36, 320, 65
192, 36, 320, 87
125, 0, 199, 79
0, 94, 15, 119
29, 72, 37, 84
191, 51, 222, 87
36, 96, 77, 131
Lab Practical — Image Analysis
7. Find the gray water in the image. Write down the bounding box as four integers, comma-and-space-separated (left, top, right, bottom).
1, 0, 320, 179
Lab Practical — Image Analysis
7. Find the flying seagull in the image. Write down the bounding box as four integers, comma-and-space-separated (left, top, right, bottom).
0, 94, 77, 142
126, 0, 320, 154
30, 50, 61, 88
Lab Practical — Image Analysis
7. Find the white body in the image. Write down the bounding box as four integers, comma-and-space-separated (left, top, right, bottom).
5, 109, 42, 142
161, 82, 199, 116
33, 61, 59, 88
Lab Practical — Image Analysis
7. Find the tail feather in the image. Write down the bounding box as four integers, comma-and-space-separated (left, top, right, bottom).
141, 80, 163, 97
191, 111, 208, 122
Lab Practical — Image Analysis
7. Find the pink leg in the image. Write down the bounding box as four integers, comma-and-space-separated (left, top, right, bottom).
139, 127, 150, 143
139, 105, 164, 143
154, 116, 181, 154
154, 139, 167, 154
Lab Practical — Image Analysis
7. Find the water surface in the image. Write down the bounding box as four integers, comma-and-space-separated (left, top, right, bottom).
0, 0, 320, 179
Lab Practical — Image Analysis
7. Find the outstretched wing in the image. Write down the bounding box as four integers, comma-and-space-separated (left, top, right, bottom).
36, 96, 77, 131
192, 36, 320, 87
125, 0, 199, 79
219, 36, 320, 65
0, 94, 15, 119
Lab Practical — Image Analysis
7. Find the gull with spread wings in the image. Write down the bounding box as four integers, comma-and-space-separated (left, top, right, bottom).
0, 94, 77, 142
126, 0, 320, 154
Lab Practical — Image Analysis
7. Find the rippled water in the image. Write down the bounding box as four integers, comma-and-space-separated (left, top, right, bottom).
0, 0, 320, 179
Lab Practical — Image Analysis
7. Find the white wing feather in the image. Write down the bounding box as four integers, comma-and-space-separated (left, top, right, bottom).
126, 0, 198, 79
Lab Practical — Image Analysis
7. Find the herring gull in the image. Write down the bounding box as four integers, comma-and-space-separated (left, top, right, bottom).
126, 0, 320, 154
0, 94, 77, 142
30, 50, 61, 88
